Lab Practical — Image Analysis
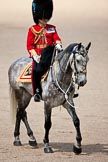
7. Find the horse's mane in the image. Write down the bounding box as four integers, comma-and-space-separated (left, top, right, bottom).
56, 43, 78, 61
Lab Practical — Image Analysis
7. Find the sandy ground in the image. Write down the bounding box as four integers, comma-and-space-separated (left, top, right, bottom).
0, 0, 108, 161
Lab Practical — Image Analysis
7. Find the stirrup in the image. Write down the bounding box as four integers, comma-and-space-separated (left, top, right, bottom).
34, 94, 41, 102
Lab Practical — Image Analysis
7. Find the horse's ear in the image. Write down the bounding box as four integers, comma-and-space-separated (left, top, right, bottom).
86, 42, 91, 51
78, 43, 82, 50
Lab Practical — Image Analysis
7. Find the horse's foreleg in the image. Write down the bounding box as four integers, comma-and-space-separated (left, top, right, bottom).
21, 110, 37, 147
43, 102, 53, 153
14, 109, 22, 146
66, 105, 82, 154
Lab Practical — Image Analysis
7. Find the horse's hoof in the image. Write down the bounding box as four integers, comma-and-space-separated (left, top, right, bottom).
13, 140, 22, 146
73, 145, 82, 154
29, 140, 38, 147
44, 146, 53, 153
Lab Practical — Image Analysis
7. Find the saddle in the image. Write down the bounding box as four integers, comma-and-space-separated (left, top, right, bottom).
16, 62, 48, 83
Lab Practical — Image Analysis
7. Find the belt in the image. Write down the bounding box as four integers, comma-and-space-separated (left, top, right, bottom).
36, 44, 47, 49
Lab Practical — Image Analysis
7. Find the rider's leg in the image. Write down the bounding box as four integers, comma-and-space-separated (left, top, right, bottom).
31, 61, 36, 95
32, 61, 42, 102
31, 46, 55, 102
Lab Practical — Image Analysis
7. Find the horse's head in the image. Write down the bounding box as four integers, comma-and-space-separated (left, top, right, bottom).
69, 42, 91, 87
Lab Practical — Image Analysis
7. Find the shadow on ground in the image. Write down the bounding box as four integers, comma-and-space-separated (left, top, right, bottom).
49, 143, 108, 155
22, 142, 108, 155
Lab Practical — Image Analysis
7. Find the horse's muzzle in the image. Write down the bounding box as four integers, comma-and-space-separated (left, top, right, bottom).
78, 80, 87, 87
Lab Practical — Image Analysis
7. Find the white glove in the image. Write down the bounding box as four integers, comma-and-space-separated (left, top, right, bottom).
32, 55, 40, 63
55, 44, 63, 52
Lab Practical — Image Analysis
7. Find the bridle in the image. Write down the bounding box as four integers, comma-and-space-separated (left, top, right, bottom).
72, 50, 87, 84
50, 42, 90, 107
50, 45, 87, 108
57, 45, 87, 83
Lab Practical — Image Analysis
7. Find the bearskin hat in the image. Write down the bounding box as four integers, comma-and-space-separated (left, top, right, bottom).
32, 0, 53, 24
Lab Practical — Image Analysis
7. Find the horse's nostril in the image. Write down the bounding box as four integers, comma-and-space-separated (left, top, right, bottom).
79, 80, 87, 86
80, 82, 83, 86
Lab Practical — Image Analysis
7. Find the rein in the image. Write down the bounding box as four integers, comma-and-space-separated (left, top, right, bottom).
50, 49, 76, 109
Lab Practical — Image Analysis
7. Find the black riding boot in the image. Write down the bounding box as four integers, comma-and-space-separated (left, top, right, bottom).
33, 73, 42, 102
32, 61, 43, 102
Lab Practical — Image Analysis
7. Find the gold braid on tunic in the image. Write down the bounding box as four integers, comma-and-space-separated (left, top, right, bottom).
31, 27, 44, 44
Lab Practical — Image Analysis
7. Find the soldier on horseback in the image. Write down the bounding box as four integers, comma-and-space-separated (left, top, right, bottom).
26, 0, 63, 102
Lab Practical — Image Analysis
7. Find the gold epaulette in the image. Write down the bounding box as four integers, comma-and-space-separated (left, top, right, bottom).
31, 27, 44, 44
31, 26, 44, 35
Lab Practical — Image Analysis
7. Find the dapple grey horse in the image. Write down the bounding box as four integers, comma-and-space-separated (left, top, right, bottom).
8, 42, 91, 154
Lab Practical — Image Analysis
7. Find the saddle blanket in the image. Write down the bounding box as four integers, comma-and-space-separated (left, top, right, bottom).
16, 62, 48, 83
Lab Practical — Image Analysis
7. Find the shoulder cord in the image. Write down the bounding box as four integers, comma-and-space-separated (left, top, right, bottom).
31, 27, 44, 44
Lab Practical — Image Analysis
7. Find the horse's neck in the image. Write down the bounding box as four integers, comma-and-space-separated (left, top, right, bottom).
59, 53, 70, 72
55, 52, 72, 82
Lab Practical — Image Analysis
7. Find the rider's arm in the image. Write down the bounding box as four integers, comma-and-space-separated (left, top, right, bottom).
52, 26, 62, 45
26, 27, 37, 58
53, 27, 63, 52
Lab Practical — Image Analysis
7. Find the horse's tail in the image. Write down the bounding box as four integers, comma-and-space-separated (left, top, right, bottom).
9, 85, 17, 124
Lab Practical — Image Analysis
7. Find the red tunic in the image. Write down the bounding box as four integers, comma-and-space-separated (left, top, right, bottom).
26, 24, 62, 57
